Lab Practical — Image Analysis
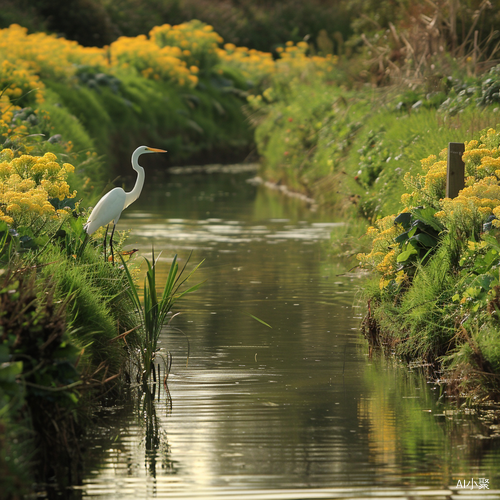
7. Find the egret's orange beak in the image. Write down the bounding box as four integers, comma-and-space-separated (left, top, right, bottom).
146, 147, 167, 153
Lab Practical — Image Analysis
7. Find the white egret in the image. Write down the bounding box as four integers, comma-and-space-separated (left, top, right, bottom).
84, 145, 167, 263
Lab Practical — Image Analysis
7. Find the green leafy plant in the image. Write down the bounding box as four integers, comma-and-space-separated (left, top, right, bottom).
451, 233, 500, 313
121, 252, 203, 385
394, 207, 444, 271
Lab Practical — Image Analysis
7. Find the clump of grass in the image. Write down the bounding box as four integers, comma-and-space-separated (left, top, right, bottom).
386, 244, 457, 359
121, 252, 203, 386
35, 236, 137, 378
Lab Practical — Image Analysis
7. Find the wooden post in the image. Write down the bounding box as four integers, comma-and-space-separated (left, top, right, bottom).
446, 142, 465, 199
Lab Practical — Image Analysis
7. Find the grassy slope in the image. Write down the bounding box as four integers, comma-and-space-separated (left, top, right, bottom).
43, 73, 253, 181
254, 82, 500, 218
253, 77, 500, 398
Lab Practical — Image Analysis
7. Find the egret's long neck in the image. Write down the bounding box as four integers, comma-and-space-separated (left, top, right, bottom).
124, 149, 145, 209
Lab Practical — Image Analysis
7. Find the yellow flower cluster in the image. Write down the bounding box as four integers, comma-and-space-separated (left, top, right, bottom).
402, 148, 448, 209
150, 21, 222, 71
400, 130, 500, 226
424, 130, 500, 228
360, 128, 500, 282
0, 24, 106, 77
462, 134, 500, 180
220, 40, 338, 91
218, 44, 275, 84
435, 172, 500, 230
0, 24, 108, 104
0, 22, 209, 90
0, 22, 341, 99
0, 94, 24, 140
275, 41, 338, 83
462, 128, 500, 173
357, 215, 402, 272
110, 34, 199, 87
0, 149, 76, 226
0, 58, 44, 105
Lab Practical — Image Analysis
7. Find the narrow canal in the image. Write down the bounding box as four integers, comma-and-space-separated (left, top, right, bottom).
73, 165, 500, 499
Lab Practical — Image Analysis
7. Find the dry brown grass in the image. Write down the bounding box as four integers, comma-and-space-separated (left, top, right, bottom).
358, 0, 500, 87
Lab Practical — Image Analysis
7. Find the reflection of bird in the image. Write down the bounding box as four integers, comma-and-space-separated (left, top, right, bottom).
84, 146, 167, 263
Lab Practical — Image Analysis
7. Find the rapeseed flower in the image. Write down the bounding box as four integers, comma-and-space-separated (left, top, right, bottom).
0, 149, 77, 228
360, 128, 500, 285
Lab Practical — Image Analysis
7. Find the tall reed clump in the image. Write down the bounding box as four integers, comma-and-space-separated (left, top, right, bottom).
121, 252, 203, 386
357, 128, 500, 397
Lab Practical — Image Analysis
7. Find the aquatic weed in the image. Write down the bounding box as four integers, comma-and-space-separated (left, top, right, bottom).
121, 251, 203, 386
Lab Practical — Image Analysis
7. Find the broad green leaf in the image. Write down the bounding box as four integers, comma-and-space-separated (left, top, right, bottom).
397, 248, 418, 262
394, 212, 412, 229
412, 207, 444, 232
475, 274, 495, 291
482, 233, 500, 252
411, 220, 440, 238
394, 232, 409, 244
408, 226, 417, 238
412, 233, 438, 248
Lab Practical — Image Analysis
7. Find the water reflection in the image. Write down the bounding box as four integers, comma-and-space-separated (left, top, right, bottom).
359, 361, 500, 487
74, 168, 500, 499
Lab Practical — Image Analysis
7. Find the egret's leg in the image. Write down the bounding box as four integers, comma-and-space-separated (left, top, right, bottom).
110, 223, 117, 266
103, 224, 109, 262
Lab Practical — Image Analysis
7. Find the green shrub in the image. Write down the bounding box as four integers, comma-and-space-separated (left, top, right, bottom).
44, 81, 112, 155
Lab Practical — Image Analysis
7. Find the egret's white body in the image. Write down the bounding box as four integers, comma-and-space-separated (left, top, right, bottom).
83, 186, 129, 235
84, 145, 166, 261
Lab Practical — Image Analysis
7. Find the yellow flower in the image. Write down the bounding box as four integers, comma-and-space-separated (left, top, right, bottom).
6, 203, 20, 212
0, 150, 77, 228
0, 215, 14, 224
379, 278, 391, 290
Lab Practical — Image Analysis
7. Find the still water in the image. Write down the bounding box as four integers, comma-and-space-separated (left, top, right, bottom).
74, 166, 500, 499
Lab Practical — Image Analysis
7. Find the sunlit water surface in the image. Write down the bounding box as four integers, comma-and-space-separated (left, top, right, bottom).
73, 166, 500, 499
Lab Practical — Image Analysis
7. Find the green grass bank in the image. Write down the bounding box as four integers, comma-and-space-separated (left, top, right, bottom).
251, 64, 500, 400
